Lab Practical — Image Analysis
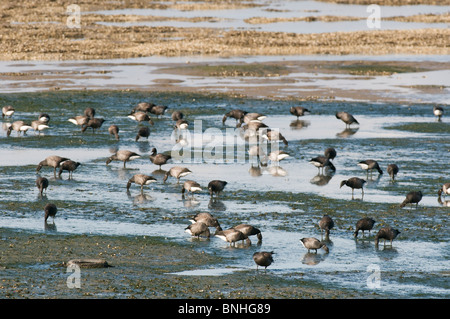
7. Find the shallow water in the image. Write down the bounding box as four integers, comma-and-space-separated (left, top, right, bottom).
0, 90, 449, 298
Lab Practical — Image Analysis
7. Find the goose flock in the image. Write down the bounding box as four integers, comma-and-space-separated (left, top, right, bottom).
1, 102, 447, 272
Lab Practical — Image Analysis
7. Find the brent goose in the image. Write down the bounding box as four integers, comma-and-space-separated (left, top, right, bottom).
268, 150, 289, 163
108, 125, 120, 140
58, 160, 81, 179
290, 106, 310, 119
309, 156, 336, 173
31, 120, 49, 135
126, 174, 157, 192
81, 118, 105, 133
150, 105, 168, 117
37, 155, 70, 176
149, 148, 171, 169
185, 222, 210, 238
248, 145, 266, 165
208, 180, 227, 198
84, 107, 96, 119
128, 111, 154, 125
36, 176, 49, 195
214, 228, 246, 247
262, 129, 288, 146
340, 177, 367, 197
163, 166, 192, 183
400, 190, 423, 208
222, 109, 247, 126
319, 215, 334, 238
68, 115, 89, 130
44, 203, 57, 223
324, 147, 337, 160
433, 106, 443, 121
181, 180, 202, 196
387, 164, 399, 182
171, 110, 184, 121
189, 212, 222, 231
241, 112, 267, 125
6, 121, 33, 137
438, 183, 450, 198
336, 111, 359, 128
253, 251, 274, 271
135, 126, 150, 142
2, 105, 15, 118
358, 160, 383, 176
38, 113, 50, 124
354, 217, 376, 238
106, 150, 140, 168
175, 119, 189, 130
133, 102, 155, 113
300, 237, 329, 253
375, 227, 400, 247
232, 224, 262, 244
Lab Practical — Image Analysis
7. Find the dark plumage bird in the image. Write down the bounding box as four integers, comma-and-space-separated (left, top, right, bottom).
336, 111, 359, 128
38, 113, 50, 124
358, 160, 383, 176
31, 120, 49, 135
37, 155, 70, 176
309, 156, 336, 173
433, 106, 443, 121
128, 111, 154, 125
268, 150, 290, 163
133, 102, 154, 113
108, 125, 120, 140
149, 148, 171, 169
175, 119, 189, 130
81, 118, 105, 133
233, 224, 262, 244
300, 237, 329, 253
58, 160, 81, 179
185, 222, 210, 238
181, 180, 202, 196
438, 183, 450, 198
214, 228, 246, 247
340, 177, 366, 197
324, 147, 337, 160
126, 174, 156, 192
387, 164, 399, 182
290, 106, 310, 119
150, 105, 168, 117
208, 180, 227, 197
84, 107, 96, 119
68, 115, 89, 130
189, 212, 222, 231
222, 109, 247, 125
253, 251, 274, 271
400, 191, 423, 208
106, 150, 140, 168
241, 113, 266, 125
375, 227, 400, 247
36, 176, 49, 195
171, 110, 184, 121
2, 105, 15, 118
262, 129, 288, 146
354, 217, 376, 238
319, 215, 334, 238
163, 166, 192, 183
6, 121, 33, 137
44, 203, 57, 223
135, 126, 150, 142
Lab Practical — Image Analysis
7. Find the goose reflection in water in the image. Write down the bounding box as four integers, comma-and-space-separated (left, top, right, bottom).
44, 220, 57, 232
290, 119, 310, 130
127, 190, 154, 205
248, 164, 263, 177
182, 196, 201, 208
336, 127, 359, 138
438, 197, 450, 207
268, 165, 287, 177
208, 198, 226, 211
300, 252, 328, 266
310, 172, 334, 186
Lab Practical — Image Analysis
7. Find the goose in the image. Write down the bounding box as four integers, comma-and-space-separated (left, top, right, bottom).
150, 105, 168, 117
222, 109, 247, 125
438, 183, 450, 198
189, 212, 222, 231
340, 177, 366, 197
300, 237, 329, 253
181, 180, 202, 196
37, 155, 70, 176
163, 166, 192, 183
387, 164, 399, 182
375, 227, 400, 247
108, 125, 119, 140
135, 126, 150, 142
6, 121, 33, 137
336, 111, 359, 128
38, 113, 50, 124
2, 105, 15, 118
84, 107, 96, 119
241, 112, 267, 125
58, 160, 81, 179
128, 111, 154, 125
232, 224, 262, 244
134, 102, 154, 113
319, 215, 334, 238
400, 190, 423, 208
324, 147, 337, 161
290, 106, 310, 119
208, 180, 227, 198
358, 160, 383, 176
126, 174, 156, 192
309, 156, 336, 173
106, 150, 140, 168
175, 119, 189, 130
68, 115, 89, 129
185, 222, 210, 238
149, 148, 171, 169
214, 228, 246, 247
253, 251, 274, 271
354, 217, 376, 238
81, 118, 105, 133
248, 145, 266, 165
433, 106, 443, 121
262, 129, 288, 146
31, 120, 49, 135
171, 110, 184, 121
44, 203, 57, 223
36, 176, 49, 195
268, 150, 289, 163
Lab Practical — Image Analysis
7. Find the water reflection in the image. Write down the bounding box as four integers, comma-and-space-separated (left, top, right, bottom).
182, 195, 201, 208
310, 172, 334, 186
137, 141, 150, 153
248, 164, 262, 177
208, 198, 226, 211
44, 221, 57, 232
437, 196, 450, 207
290, 119, 310, 130
127, 190, 154, 205
336, 127, 359, 138
300, 252, 328, 266
267, 165, 287, 177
